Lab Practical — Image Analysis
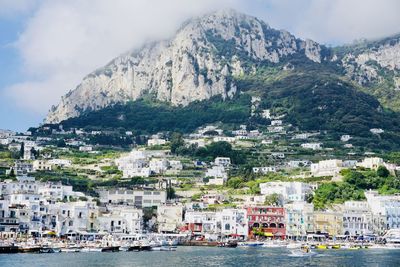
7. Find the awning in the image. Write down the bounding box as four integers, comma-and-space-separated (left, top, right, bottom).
230, 234, 242, 237
263, 232, 274, 237
44, 231, 56, 235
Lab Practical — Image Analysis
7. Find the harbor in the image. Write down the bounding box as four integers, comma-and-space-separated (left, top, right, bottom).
1, 246, 400, 267
1, 231, 400, 254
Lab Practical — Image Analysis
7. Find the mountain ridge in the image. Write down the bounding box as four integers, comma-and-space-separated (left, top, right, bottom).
45, 9, 328, 123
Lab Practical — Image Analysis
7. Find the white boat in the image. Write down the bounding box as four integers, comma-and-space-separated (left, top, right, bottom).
151, 246, 177, 251
286, 243, 302, 249
238, 241, 264, 247
383, 229, 400, 249
61, 247, 81, 253
81, 247, 102, 252
262, 241, 287, 248
289, 249, 317, 257
119, 246, 129, 252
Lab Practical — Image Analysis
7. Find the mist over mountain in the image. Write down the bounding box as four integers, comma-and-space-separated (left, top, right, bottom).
44, 9, 400, 147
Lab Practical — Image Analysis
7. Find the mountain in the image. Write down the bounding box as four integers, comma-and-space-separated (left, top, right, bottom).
43, 9, 400, 149
46, 9, 327, 123
334, 34, 400, 111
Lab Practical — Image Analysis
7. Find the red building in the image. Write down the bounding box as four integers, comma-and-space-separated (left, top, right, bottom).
246, 206, 286, 239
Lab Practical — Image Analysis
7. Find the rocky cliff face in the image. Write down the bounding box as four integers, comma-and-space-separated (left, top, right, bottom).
46, 9, 326, 123
340, 35, 400, 85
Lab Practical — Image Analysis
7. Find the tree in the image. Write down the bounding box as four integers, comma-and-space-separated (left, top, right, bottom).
166, 187, 176, 200
170, 132, 184, 154
8, 168, 15, 177
57, 139, 66, 147
227, 177, 244, 189
377, 166, 390, 178
264, 193, 281, 206
19, 142, 25, 158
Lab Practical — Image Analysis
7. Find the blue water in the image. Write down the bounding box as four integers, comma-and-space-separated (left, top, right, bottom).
1, 247, 400, 267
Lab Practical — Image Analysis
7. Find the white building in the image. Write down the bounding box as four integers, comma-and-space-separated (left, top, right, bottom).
271, 120, 282, 126
252, 166, 277, 174
97, 189, 166, 208
123, 167, 151, 178
149, 158, 169, 174
52, 201, 98, 236
301, 143, 322, 150
184, 211, 218, 236
214, 157, 231, 167
38, 182, 83, 202
357, 157, 384, 170
33, 160, 52, 171
148, 138, 167, 146
365, 190, 400, 235
311, 159, 343, 178
48, 159, 72, 167
260, 182, 312, 203
157, 204, 183, 233
216, 209, 248, 239
370, 128, 384, 134
79, 146, 93, 152
341, 135, 352, 142
205, 166, 228, 185
97, 205, 142, 234
342, 201, 373, 236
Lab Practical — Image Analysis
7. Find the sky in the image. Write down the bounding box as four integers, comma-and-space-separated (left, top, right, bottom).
0, 0, 399, 132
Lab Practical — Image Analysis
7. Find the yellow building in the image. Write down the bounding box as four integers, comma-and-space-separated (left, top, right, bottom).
312, 210, 343, 237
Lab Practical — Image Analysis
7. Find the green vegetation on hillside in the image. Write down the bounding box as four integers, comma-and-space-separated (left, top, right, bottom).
237, 72, 400, 150
312, 166, 400, 209
58, 95, 251, 134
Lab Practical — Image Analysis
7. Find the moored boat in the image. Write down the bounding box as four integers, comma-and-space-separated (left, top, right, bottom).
81, 247, 102, 252
217, 241, 238, 248
101, 246, 120, 252
238, 241, 264, 247
0, 245, 19, 254
61, 246, 81, 253
18, 246, 41, 253
40, 246, 61, 253
151, 246, 177, 251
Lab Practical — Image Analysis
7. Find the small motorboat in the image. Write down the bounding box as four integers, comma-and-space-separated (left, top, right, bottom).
217, 241, 238, 248
151, 246, 177, 251
331, 244, 341, 249
81, 247, 103, 252
40, 246, 61, 253
289, 246, 316, 257
61, 246, 81, 253
238, 241, 264, 247
119, 246, 129, 252
262, 241, 287, 248
289, 249, 317, 257
286, 243, 302, 249
101, 246, 120, 252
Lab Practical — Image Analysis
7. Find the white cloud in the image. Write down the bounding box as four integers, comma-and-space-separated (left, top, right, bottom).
247, 0, 400, 44
0, 0, 39, 17
4, 0, 238, 116
3, 0, 400, 120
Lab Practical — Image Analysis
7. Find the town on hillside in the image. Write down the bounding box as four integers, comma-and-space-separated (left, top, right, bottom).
0, 117, 400, 251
